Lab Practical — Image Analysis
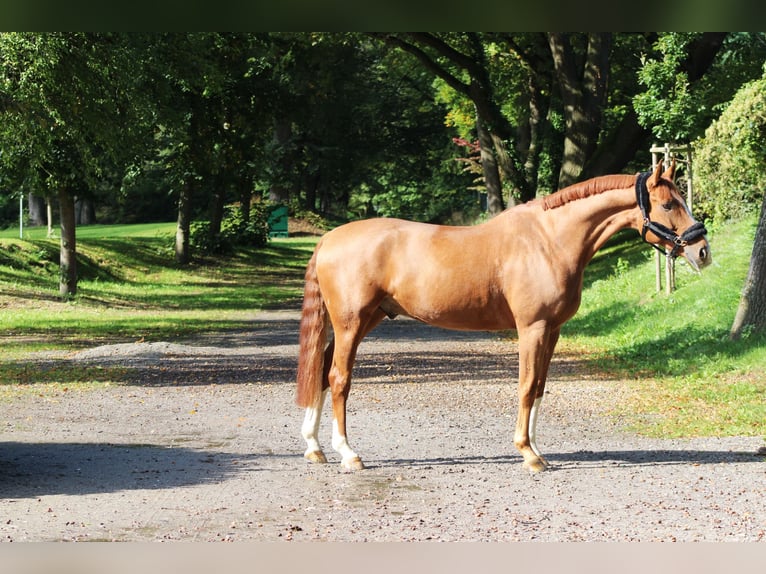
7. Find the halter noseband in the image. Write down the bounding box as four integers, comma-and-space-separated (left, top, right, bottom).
635, 170, 707, 259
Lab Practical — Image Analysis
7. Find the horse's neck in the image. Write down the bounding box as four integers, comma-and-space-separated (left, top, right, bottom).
548, 186, 638, 268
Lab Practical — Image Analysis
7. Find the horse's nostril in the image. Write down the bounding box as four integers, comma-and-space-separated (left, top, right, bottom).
700, 246, 708, 260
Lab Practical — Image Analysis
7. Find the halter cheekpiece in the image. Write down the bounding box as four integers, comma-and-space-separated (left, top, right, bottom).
634, 170, 707, 258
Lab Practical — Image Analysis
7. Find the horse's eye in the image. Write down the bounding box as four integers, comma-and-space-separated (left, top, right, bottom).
661, 200, 676, 211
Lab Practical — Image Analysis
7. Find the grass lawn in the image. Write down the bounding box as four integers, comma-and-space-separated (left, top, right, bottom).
1, 224, 317, 356
560, 215, 765, 439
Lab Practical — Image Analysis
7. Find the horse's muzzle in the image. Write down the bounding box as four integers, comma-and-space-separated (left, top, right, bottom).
685, 239, 712, 272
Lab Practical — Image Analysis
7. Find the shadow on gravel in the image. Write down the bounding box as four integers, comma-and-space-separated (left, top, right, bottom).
0, 442, 266, 498
369, 448, 762, 470
549, 448, 764, 467
367, 454, 521, 469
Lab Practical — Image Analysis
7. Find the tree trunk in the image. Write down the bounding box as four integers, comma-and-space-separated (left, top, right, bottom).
304, 170, 320, 213
28, 194, 46, 226
58, 188, 78, 298
730, 193, 766, 339
175, 181, 192, 265
519, 75, 547, 202
580, 108, 651, 179
269, 118, 292, 204
238, 177, 252, 223
47, 197, 54, 238
75, 197, 96, 225
476, 112, 504, 215
209, 172, 226, 238
549, 33, 611, 188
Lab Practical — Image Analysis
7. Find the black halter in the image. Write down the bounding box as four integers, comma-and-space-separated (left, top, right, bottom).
635, 170, 707, 258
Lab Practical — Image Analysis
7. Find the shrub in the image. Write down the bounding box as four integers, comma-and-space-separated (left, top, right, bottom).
190, 202, 269, 255
693, 70, 766, 225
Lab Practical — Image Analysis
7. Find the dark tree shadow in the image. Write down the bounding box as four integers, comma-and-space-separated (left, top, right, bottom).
0, 441, 273, 498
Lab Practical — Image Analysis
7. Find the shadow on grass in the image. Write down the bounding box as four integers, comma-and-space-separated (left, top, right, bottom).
581, 325, 766, 378
563, 301, 638, 338
582, 229, 651, 289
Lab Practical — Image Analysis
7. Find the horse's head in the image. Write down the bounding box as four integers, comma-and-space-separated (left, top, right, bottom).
635, 161, 712, 271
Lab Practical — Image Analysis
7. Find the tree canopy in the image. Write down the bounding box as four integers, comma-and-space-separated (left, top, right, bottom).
1, 32, 765, 296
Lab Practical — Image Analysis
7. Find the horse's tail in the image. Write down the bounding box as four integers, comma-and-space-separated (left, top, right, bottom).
296, 247, 328, 409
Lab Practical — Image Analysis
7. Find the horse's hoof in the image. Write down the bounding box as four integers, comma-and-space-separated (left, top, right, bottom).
523, 458, 548, 473
340, 456, 365, 471
305, 450, 328, 464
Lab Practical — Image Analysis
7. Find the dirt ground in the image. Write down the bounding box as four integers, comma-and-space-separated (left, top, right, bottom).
1, 308, 764, 542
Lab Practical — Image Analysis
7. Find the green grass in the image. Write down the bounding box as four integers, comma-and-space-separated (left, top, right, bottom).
0, 221, 178, 240
561, 215, 765, 438
1, 224, 317, 357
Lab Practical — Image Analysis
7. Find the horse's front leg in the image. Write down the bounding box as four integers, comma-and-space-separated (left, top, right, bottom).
328, 334, 365, 471
330, 373, 364, 471
514, 322, 553, 473
528, 327, 560, 465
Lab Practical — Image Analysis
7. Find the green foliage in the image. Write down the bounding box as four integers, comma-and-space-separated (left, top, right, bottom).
634, 32, 766, 143
634, 34, 701, 142
189, 203, 269, 255
0, 33, 149, 197
693, 70, 766, 225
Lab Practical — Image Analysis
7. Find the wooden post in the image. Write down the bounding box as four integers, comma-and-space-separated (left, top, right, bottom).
655, 250, 663, 292
666, 255, 675, 294
687, 147, 694, 212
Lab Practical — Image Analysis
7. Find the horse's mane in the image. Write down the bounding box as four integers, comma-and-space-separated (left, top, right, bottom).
542, 174, 637, 210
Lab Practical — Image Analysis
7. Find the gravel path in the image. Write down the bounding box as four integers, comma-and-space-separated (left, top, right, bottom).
1, 309, 764, 542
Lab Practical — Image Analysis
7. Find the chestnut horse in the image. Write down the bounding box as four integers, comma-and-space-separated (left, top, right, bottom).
295, 162, 711, 472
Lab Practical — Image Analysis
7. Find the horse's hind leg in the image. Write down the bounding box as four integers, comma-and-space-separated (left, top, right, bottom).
329, 308, 385, 471
301, 342, 334, 463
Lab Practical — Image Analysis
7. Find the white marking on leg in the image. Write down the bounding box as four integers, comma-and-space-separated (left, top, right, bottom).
331, 418, 359, 465
301, 388, 327, 458
529, 396, 542, 457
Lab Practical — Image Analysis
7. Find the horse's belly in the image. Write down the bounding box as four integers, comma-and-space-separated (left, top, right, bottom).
380, 295, 515, 332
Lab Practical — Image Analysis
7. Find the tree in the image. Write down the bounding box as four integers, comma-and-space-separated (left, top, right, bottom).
632, 33, 762, 144
0, 33, 150, 297
730, 193, 766, 339
139, 33, 252, 264
693, 71, 766, 223
376, 33, 526, 213
377, 33, 659, 208
687, 62, 766, 338
247, 33, 470, 222
547, 33, 611, 188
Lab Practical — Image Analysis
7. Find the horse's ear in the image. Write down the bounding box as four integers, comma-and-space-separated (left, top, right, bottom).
648, 160, 664, 187
662, 158, 676, 182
